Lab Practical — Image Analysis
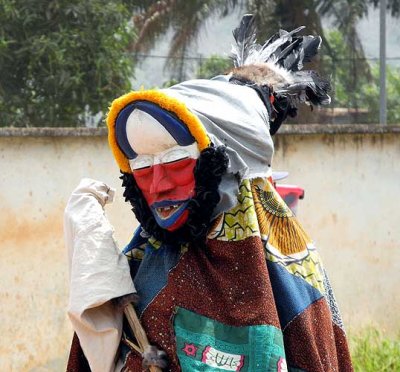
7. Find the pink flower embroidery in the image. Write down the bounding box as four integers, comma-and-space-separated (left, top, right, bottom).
182, 343, 198, 357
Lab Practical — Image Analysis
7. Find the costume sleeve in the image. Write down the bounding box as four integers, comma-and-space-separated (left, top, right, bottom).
64, 178, 136, 372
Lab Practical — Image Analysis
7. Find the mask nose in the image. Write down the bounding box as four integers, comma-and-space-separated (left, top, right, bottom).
150, 164, 175, 194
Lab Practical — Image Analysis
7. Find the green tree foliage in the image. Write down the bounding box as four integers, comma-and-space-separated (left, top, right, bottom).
324, 30, 400, 124
361, 65, 400, 124
196, 55, 233, 79
322, 30, 366, 110
0, 0, 135, 127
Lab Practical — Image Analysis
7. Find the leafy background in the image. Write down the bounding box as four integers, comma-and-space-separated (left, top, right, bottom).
1, 0, 399, 125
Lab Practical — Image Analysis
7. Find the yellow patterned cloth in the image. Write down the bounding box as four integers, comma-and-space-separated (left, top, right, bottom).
209, 178, 326, 294
207, 179, 260, 241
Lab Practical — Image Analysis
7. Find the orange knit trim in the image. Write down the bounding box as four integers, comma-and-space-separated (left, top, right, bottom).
106, 90, 210, 173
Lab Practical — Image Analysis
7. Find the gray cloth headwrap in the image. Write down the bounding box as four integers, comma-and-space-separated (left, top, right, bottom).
163, 76, 274, 215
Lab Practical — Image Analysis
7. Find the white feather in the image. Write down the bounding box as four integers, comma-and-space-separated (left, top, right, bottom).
244, 26, 305, 65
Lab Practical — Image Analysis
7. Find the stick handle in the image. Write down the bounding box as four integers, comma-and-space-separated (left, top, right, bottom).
124, 304, 162, 372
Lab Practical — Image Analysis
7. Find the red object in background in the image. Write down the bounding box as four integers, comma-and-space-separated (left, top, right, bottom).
275, 184, 304, 215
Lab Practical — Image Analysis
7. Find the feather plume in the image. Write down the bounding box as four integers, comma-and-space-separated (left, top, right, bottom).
254, 26, 306, 65
299, 35, 322, 64
276, 70, 331, 106
230, 14, 258, 68
229, 14, 331, 134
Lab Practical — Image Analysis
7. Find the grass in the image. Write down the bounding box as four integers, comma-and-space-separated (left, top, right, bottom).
349, 328, 400, 371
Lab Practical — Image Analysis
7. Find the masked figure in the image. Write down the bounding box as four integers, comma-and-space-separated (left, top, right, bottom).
65, 15, 353, 372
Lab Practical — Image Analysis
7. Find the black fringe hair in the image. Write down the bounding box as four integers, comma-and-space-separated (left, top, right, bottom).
121, 145, 229, 246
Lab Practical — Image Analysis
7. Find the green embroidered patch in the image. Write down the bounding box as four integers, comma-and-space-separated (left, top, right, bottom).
174, 307, 286, 371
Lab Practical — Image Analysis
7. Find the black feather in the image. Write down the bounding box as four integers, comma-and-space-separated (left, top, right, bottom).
275, 35, 321, 71
301, 35, 322, 65
231, 14, 257, 67
257, 26, 305, 64
277, 70, 331, 106
276, 38, 302, 70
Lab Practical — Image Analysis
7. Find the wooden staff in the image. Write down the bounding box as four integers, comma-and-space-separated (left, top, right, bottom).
124, 304, 162, 372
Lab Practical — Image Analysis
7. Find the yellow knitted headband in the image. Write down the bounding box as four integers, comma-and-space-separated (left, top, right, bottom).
106, 90, 211, 173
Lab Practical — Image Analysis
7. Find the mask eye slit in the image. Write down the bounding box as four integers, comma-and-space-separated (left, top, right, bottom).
129, 155, 153, 171
164, 156, 189, 164
161, 149, 190, 164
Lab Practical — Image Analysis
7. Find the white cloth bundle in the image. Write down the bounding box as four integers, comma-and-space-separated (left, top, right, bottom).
64, 178, 136, 372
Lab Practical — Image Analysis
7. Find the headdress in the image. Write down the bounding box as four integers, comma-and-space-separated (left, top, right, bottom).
230, 14, 331, 134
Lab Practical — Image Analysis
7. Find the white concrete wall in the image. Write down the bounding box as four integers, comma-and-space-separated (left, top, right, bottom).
0, 127, 399, 370
273, 131, 400, 336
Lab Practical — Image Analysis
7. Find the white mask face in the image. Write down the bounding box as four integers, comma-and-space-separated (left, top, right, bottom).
125, 108, 200, 231
126, 109, 177, 154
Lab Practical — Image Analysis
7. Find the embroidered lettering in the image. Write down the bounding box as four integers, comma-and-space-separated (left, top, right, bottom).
201, 346, 244, 371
